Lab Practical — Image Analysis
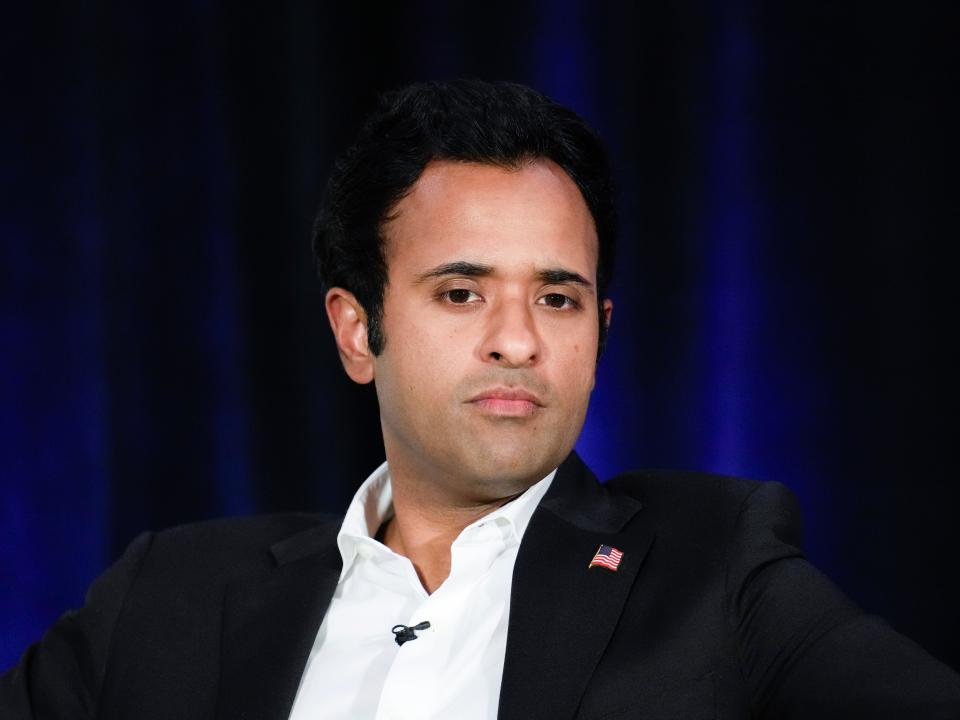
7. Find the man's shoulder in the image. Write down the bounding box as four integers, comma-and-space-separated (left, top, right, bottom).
600, 467, 796, 544
150, 511, 340, 544
129, 512, 342, 583
604, 467, 765, 507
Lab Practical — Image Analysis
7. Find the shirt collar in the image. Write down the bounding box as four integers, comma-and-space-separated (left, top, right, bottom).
336, 462, 556, 577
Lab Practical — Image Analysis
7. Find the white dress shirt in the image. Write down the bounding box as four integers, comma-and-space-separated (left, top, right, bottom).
287, 462, 555, 720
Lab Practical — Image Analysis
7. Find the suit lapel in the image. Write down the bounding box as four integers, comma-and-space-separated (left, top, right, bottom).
216, 521, 342, 720
499, 453, 653, 720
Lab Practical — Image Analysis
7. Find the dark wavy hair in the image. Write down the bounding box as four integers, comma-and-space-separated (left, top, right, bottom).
313, 79, 616, 355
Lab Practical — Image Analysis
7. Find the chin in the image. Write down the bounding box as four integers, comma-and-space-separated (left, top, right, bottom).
459, 441, 566, 494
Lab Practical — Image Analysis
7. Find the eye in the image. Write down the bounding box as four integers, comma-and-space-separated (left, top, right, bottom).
441, 288, 481, 304
539, 293, 580, 310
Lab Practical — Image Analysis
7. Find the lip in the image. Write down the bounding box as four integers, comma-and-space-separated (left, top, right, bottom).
466, 387, 544, 417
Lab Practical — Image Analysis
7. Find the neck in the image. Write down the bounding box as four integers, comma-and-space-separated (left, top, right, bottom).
381, 466, 524, 594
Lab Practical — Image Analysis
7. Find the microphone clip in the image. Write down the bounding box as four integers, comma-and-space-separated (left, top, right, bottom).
392, 621, 431, 646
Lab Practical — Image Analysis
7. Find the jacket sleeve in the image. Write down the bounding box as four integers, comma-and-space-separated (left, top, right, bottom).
0, 532, 154, 719
726, 481, 960, 719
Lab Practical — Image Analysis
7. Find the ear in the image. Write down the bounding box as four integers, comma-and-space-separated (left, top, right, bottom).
325, 287, 375, 384
602, 298, 613, 330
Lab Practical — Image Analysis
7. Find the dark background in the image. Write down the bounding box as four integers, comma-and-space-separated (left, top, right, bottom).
2, 2, 958, 671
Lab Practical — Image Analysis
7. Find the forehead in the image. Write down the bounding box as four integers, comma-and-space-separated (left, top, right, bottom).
382, 159, 599, 277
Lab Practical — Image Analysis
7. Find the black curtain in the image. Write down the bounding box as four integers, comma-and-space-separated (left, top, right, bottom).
2, 2, 957, 670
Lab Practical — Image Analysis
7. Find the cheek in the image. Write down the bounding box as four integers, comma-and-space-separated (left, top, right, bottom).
405, 298, 479, 356
385, 309, 466, 395
548, 319, 598, 375
549, 345, 597, 400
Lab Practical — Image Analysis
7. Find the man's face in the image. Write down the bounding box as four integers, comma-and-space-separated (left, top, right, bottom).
370, 158, 610, 502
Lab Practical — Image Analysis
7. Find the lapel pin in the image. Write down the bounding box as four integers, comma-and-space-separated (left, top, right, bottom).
588, 544, 624, 571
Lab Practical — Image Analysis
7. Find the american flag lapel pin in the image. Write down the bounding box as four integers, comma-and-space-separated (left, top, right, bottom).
588, 544, 624, 571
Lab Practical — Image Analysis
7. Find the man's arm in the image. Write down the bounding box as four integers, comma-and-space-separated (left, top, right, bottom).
727, 482, 960, 718
0, 532, 153, 719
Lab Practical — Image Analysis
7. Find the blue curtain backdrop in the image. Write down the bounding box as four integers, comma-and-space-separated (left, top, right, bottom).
2, 3, 957, 669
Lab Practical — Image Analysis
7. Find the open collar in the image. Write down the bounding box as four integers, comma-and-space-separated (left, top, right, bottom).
334, 461, 558, 582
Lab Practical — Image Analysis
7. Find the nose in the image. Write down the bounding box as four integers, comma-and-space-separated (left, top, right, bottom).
479, 296, 542, 367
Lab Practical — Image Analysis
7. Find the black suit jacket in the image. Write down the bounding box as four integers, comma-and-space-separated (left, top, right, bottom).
4, 452, 960, 719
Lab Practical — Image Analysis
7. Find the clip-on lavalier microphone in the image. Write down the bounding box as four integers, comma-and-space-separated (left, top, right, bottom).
391, 621, 431, 646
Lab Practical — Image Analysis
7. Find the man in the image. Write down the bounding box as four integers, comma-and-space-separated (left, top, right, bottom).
3, 80, 959, 719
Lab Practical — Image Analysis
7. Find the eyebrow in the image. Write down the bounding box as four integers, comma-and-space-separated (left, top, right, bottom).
415, 261, 494, 283
536, 268, 592, 288
415, 261, 593, 289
